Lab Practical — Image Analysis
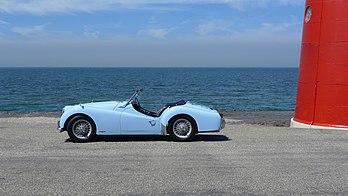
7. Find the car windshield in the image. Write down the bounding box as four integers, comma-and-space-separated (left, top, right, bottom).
122, 88, 143, 107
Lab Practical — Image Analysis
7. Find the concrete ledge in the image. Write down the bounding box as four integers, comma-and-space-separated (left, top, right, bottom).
290, 118, 348, 131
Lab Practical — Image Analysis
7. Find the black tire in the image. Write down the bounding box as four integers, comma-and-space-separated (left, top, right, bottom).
168, 115, 196, 142
67, 115, 96, 142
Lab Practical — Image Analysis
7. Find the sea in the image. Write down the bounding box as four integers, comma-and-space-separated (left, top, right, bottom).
0, 67, 298, 112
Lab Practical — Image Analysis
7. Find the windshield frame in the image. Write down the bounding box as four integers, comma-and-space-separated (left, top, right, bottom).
120, 88, 144, 108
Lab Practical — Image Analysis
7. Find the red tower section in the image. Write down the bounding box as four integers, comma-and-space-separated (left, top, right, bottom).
292, 0, 348, 129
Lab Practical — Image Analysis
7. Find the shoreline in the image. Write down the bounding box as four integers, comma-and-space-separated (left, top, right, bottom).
0, 110, 294, 127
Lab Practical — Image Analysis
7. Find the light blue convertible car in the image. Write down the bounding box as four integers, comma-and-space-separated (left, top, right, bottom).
57, 89, 225, 142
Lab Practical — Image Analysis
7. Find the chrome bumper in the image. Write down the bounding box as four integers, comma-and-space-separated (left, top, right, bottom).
220, 118, 225, 130
57, 121, 64, 132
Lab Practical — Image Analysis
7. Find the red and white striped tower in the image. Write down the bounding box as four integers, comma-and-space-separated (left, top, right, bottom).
291, 0, 348, 129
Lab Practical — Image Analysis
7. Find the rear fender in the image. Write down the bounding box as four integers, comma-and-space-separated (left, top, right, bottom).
160, 106, 196, 131
160, 105, 222, 132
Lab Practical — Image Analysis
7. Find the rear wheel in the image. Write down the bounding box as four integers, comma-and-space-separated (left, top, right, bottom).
67, 115, 96, 142
168, 115, 196, 141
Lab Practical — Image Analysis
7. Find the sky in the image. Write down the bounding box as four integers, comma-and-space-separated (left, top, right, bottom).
0, 0, 305, 67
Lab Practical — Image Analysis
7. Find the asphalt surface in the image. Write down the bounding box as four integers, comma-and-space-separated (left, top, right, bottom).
0, 117, 347, 195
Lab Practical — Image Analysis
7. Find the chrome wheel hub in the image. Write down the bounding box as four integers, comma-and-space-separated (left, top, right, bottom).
72, 119, 92, 139
173, 118, 192, 139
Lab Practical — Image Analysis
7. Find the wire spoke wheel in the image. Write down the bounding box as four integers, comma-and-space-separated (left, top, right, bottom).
72, 119, 92, 139
67, 116, 96, 142
172, 118, 193, 139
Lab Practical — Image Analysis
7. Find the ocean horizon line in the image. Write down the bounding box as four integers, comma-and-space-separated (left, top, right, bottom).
0, 66, 299, 69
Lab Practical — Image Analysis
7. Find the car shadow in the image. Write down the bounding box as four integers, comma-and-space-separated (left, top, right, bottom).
65, 134, 230, 143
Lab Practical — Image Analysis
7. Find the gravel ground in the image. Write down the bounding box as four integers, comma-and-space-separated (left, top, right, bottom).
222, 110, 294, 127
0, 115, 347, 195
0, 110, 294, 127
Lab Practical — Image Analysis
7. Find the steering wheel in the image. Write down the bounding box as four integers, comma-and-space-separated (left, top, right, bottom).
131, 97, 140, 106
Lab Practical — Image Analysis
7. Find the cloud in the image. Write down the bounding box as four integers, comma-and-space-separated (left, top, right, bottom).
195, 16, 301, 43
0, 0, 305, 15
197, 20, 234, 35
225, 0, 304, 9
83, 25, 100, 39
138, 28, 170, 38
0, 40, 301, 67
0, 20, 10, 25
11, 24, 46, 36
0, 20, 10, 33
239, 19, 302, 41
148, 16, 157, 24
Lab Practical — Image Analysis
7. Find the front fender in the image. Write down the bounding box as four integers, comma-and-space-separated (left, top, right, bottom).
59, 106, 84, 130
59, 106, 122, 134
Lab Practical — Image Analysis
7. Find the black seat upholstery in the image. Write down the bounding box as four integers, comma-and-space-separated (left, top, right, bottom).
164, 100, 186, 108
132, 103, 160, 117
132, 100, 186, 117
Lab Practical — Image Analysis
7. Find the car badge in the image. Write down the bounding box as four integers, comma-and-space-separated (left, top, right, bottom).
149, 120, 156, 126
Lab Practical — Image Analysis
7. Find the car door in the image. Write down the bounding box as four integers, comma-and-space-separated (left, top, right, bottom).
120, 106, 159, 135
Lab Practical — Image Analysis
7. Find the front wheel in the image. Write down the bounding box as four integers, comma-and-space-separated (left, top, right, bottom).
168, 115, 196, 142
67, 115, 96, 142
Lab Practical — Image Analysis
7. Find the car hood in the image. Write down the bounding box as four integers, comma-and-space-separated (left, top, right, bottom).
82, 101, 121, 109
63, 101, 126, 112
